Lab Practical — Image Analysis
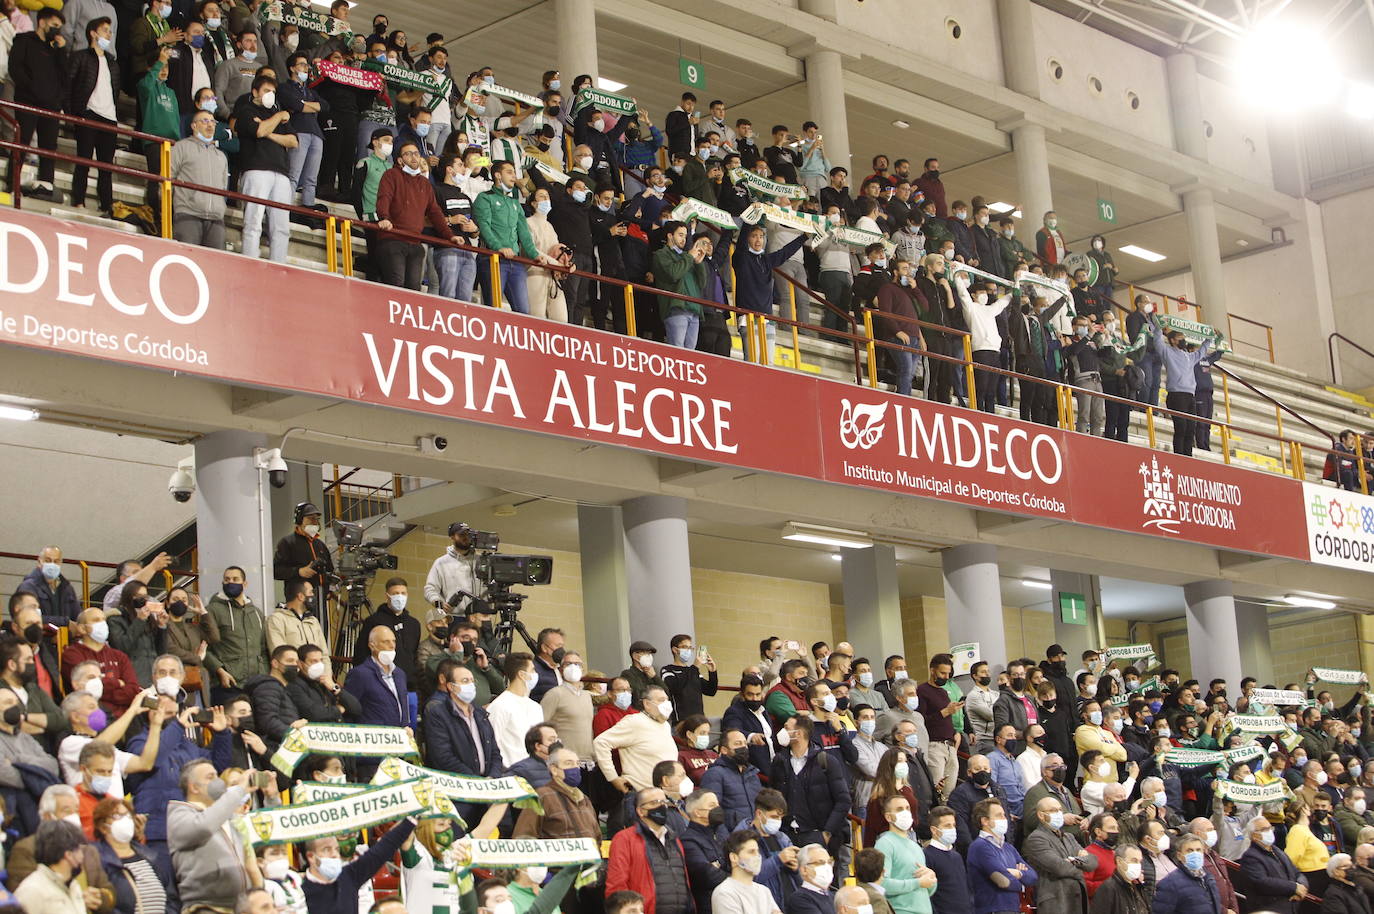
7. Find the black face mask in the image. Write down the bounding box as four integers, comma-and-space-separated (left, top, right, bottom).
971, 770, 991, 787
130, 595, 148, 610
1010, 677, 1028, 693
2, 705, 23, 727
1100, 833, 1118, 848
21, 624, 41, 644
1051, 660, 1068, 674
550, 647, 566, 665
1049, 766, 1067, 783
536, 141, 551, 152
645, 805, 670, 826
223, 582, 244, 599
933, 676, 949, 688
707, 806, 726, 828
975, 676, 991, 687
1033, 735, 1049, 749
18, 665, 36, 685
168, 600, 189, 618
925, 170, 939, 179
1314, 809, 1330, 822
742, 699, 763, 712
282, 665, 301, 682
730, 747, 751, 766
548, 105, 560, 116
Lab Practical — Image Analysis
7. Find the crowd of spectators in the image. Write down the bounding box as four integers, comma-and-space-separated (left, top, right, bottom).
0, 519, 1372, 914
0, 0, 1243, 452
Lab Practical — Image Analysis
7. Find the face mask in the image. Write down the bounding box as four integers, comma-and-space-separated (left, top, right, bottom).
1317, 771, 1330, 786
1050, 766, 1067, 783
810, 864, 834, 887
155, 675, 180, 697
558, 663, 582, 683
1357, 800, 1369, 816
899, 276, 910, 287
777, 729, 792, 747
762, 817, 783, 835
1293, 755, 1308, 766
634, 653, 653, 669
89, 774, 113, 796
904, 696, 920, 712
656, 699, 675, 720
977, 216, 990, 227
1182, 850, 1205, 872
263, 856, 291, 881
971, 770, 991, 787
378, 649, 397, 667
157, 3, 171, 17
304, 661, 326, 681
317, 856, 343, 881
855, 671, 874, 689
168, 599, 189, 618
1075, 326, 1089, 338
953, 210, 967, 220
223, 581, 244, 599
974, 292, 989, 305
1002, 229, 1014, 238
1112, 719, 1124, 733
1044, 810, 1064, 830
690, 733, 711, 751
108, 815, 136, 844
893, 761, 910, 781
240, 48, 258, 62
1046, 219, 1058, 229
873, 258, 888, 270
820, 694, 837, 713
484, 75, 495, 86
89, 621, 110, 644
645, 805, 671, 826
41, 562, 61, 581
675, 648, 696, 665
1258, 828, 1276, 846
903, 733, 921, 750
259, 90, 276, 108
992, 819, 1009, 836
1093, 761, 1110, 778
1158, 726, 1172, 738
858, 719, 875, 736
1089, 710, 1103, 726
1118, 860, 1142, 881
203, 16, 221, 29
613, 692, 632, 710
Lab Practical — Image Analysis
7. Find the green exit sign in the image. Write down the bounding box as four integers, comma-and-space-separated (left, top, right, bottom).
1059, 591, 1088, 625
1097, 198, 1117, 224
679, 58, 706, 90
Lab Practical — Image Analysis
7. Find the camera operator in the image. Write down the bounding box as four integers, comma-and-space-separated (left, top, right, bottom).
424, 522, 480, 611
353, 577, 421, 685
272, 502, 333, 620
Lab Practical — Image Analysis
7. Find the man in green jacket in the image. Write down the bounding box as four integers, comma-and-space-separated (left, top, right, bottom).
138, 48, 181, 209
996, 217, 1034, 274
651, 221, 707, 349
473, 160, 539, 314
204, 565, 268, 701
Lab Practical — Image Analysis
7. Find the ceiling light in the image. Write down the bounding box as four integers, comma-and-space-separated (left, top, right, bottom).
891, 120, 910, 129
830, 554, 843, 561
781, 522, 873, 549
1282, 594, 1336, 610
0, 405, 38, 421
1236, 239, 1249, 247
1120, 244, 1166, 263
988, 202, 1016, 214
1021, 579, 1053, 590
597, 77, 628, 92
1236, 23, 1337, 110
1348, 83, 1374, 119
491, 504, 517, 517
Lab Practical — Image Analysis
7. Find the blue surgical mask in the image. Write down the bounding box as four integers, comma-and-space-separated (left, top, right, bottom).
388, 594, 407, 613
858, 719, 875, 736
1184, 851, 1205, 871
97, 36, 112, 50
402, 164, 423, 176
204, 17, 221, 29
1048, 811, 1065, 830
549, 79, 561, 90
375, 53, 388, 62
596, 202, 611, 212
41, 562, 61, 581
613, 691, 632, 711
571, 188, 588, 203
484, 75, 495, 86
89, 774, 113, 796
536, 200, 552, 215
858, 672, 873, 688
1089, 710, 1103, 726
415, 123, 431, 137
191, 34, 206, 48
240, 49, 257, 62
903, 733, 920, 750
317, 856, 343, 881
200, 97, 217, 112
157, 3, 171, 18
938, 827, 957, 846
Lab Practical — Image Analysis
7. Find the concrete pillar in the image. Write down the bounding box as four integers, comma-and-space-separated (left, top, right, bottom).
1236, 599, 1274, 686
842, 545, 903, 660
804, 48, 852, 177
578, 504, 631, 676
996, 0, 1041, 99
1165, 53, 1207, 160
1183, 579, 1245, 687
622, 496, 693, 655
194, 430, 272, 614
554, 0, 598, 85
1181, 185, 1229, 320
1011, 122, 1054, 244
1049, 570, 1105, 662
941, 544, 1007, 673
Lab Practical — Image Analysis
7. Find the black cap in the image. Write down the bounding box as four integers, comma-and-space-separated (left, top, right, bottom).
294, 502, 321, 524
1047, 644, 1066, 659
448, 522, 470, 537
629, 640, 657, 655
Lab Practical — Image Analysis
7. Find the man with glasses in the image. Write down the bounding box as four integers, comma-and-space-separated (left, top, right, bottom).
607, 787, 695, 914
171, 108, 230, 248
375, 140, 455, 290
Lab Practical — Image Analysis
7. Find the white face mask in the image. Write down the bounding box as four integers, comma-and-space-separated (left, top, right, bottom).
1204, 830, 1218, 847
525, 866, 548, 884
1097, 762, 1111, 777
264, 856, 291, 881
302, 523, 319, 537
1356, 800, 1368, 816
562, 664, 583, 683
377, 649, 396, 667
1155, 835, 1170, 853
260, 90, 276, 109
809, 864, 833, 888
657, 700, 675, 720
306, 661, 326, 681
893, 810, 914, 831
155, 676, 180, 697
577, 155, 593, 169
108, 816, 136, 844
776, 729, 792, 747
84, 678, 104, 700
1124, 862, 1142, 881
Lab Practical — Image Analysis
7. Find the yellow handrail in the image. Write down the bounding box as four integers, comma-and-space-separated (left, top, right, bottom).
788, 284, 801, 368
159, 140, 172, 240
624, 285, 637, 339
962, 335, 976, 405
862, 311, 878, 388
325, 216, 337, 274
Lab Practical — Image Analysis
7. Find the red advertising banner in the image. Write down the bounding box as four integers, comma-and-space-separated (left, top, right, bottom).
1067, 435, 1309, 559
0, 208, 1323, 564
0, 208, 821, 478
813, 383, 1076, 520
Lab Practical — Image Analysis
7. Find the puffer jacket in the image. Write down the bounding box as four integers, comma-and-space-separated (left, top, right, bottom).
240, 674, 300, 751
67, 47, 120, 117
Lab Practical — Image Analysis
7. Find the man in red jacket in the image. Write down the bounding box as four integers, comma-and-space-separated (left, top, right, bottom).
376, 139, 455, 290
59, 608, 141, 716
606, 787, 695, 914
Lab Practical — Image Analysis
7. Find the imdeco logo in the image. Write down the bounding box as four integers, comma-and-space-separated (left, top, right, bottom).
838, 399, 888, 450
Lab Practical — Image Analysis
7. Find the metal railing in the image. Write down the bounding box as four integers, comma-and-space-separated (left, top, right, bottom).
1118, 279, 1275, 364
0, 550, 194, 612
1329, 332, 1374, 387
0, 99, 1359, 498
324, 467, 403, 524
